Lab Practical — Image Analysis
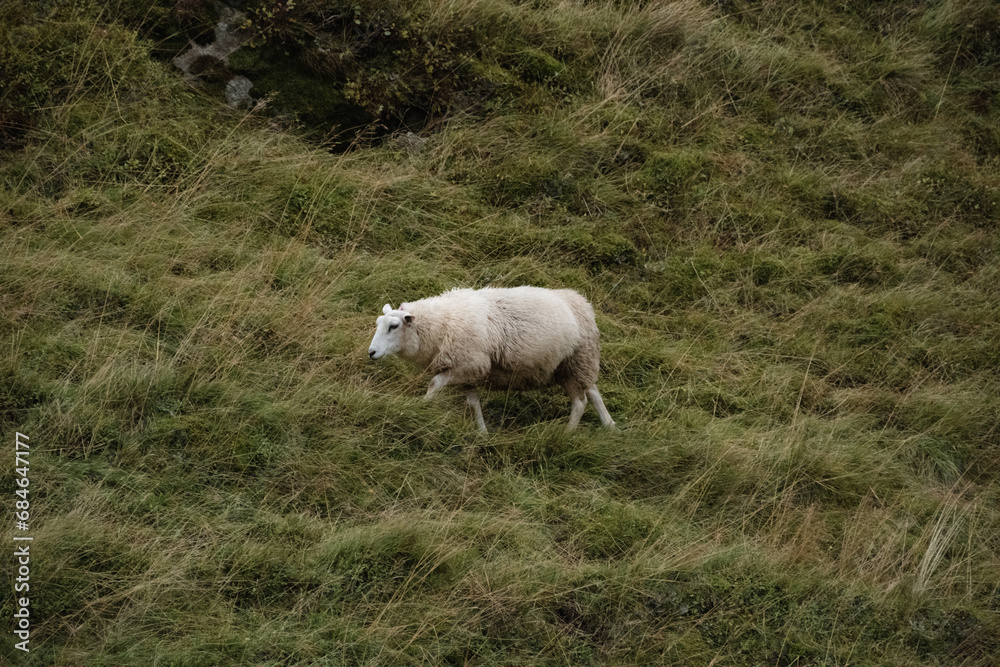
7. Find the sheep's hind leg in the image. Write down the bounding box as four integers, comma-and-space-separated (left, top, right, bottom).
567, 390, 587, 431
586, 386, 616, 428
465, 389, 488, 433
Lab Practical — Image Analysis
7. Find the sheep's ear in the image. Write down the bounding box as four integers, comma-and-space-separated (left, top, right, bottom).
382, 304, 392, 315
403, 314, 414, 324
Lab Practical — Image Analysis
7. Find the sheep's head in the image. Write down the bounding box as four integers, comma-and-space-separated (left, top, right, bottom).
368, 303, 416, 360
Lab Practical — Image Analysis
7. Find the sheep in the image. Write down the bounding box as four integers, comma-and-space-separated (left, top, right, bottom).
368, 286, 616, 432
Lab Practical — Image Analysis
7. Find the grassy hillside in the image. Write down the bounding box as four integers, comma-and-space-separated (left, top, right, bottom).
2, 0, 999, 664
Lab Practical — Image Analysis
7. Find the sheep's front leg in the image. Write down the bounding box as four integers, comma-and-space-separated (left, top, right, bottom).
465, 389, 487, 433
425, 372, 452, 399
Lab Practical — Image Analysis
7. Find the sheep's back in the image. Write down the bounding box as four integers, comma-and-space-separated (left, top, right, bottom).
479, 287, 588, 388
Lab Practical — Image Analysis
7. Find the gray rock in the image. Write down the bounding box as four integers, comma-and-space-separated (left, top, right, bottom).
173, 3, 250, 95
394, 132, 428, 155
226, 76, 254, 109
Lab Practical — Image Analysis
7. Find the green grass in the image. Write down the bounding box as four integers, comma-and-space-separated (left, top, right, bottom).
2, 0, 1000, 664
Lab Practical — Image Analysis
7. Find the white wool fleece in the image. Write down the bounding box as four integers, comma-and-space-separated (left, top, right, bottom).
368, 285, 614, 431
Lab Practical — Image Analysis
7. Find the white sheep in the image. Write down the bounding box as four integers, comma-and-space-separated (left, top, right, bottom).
368, 286, 616, 432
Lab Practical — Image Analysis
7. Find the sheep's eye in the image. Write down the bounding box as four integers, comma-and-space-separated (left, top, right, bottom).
388, 323, 398, 331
